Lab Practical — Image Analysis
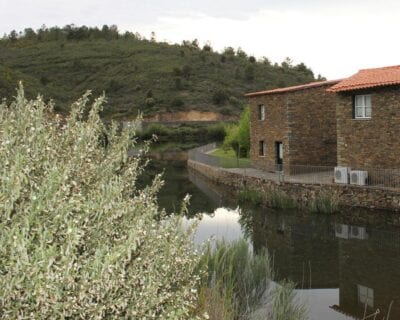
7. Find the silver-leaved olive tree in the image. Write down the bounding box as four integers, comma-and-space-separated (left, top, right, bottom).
0, 85, 201, 319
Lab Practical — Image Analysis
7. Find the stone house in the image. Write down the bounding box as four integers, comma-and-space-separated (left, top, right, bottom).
245, 80, 340, 171
328, 65, 400, 170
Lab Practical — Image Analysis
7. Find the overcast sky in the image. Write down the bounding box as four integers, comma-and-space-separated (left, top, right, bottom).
1, 0, 399, 79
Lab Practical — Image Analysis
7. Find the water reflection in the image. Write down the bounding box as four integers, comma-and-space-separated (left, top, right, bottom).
240, 207, 400, 319
141, 155, 400, 320
183, 207, 244, 246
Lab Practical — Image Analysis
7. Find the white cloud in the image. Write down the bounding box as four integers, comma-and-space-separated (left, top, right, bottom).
123, 7, 400, 79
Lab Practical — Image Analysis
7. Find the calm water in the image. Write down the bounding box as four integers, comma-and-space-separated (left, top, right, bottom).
140, 151, 400, 320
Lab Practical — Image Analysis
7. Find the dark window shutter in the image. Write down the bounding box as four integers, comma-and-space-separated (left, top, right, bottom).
352, 95, 355, 119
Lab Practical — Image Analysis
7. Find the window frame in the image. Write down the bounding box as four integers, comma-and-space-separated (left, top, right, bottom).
259, 140, 266, 156
258, 104, 265, 121
353, 94, 372, 119
357, 284, 374, 308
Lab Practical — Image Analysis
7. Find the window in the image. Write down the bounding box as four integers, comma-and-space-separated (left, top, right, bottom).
259, 140, 266, 156
357, 284, 374, 308
354, 95, 371, 119
258, 104, 265, 121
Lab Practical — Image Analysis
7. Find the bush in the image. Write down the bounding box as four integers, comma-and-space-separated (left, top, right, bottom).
206, 123, 226, 141
171, 97, 185, 109
223, 107, 250, 157
212, 88, 230, 106
145, 97, 156, 107
0, 86, 201, 318
245, 65, 255, 81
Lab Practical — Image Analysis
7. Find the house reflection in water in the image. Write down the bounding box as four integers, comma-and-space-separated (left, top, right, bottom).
245, 209, 400, 319
334, 225, 400, 319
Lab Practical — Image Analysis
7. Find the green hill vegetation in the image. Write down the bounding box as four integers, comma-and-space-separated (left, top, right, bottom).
0, 25, 322, 119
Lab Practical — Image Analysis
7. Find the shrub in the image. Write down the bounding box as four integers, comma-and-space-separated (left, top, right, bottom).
245, 65, 255, 81
140, 123, 172, 140
145, 97, 155, 107
0, 86, 201, 318
174, 77, 183, 90
171, 97, 185, 109
202, 44, 212, 52
222, 107, 250, 157
212, 88, 230, 106
206, 123, 226, 141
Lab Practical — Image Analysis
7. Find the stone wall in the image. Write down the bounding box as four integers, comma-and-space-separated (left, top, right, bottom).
287, 86, 337, 166
249, 94, 289, 170
248, 83, 337, 171
188, 160, 400, 211
337, 86, 400, 169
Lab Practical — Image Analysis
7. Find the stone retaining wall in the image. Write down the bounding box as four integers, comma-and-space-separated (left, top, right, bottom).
188, 160, 400, 211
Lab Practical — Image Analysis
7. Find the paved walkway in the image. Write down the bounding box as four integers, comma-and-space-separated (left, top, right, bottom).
224, 167, 334, 185
204, 148, 334, 185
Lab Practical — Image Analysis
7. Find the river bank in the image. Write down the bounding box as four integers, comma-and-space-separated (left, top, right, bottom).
135, 144, 400, 319
187, 157, 400, 212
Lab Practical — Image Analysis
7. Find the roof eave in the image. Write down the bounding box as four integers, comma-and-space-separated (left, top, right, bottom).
328, 81, 400, 93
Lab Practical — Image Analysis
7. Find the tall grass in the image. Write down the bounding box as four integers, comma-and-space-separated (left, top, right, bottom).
238, 187, 296, 210
197, 240, 308, 320
238, 186, 340, 214
267, 189, 296, 210
271, 281, 308, 320
238, 188, 265, 206
307, 190, 339, 214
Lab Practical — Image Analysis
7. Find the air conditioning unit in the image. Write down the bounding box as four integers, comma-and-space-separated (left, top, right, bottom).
334, 167, 350, 184
335, 224, 349, 239
350, 226, 368, 240
350, 170, 368, 186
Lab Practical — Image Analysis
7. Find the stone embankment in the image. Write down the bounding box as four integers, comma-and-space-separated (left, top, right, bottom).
188, 160, 400, 212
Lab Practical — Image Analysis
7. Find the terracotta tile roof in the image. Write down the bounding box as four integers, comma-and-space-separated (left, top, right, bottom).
328, 65, 400, 92
245, 79, 342, 97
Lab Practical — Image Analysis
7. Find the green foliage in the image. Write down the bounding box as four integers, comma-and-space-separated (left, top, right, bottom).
245, 65, 255, 81
266, 189, 296, 210
171, 97, 185, 109
199, 240, 273, 319
271, 281, 308, 320
0, 25, 317, 118
0, 86, 202, 318
145, 97, 156, 107
238, 188, 265, 206
222, 124, 239, 150
212, 88, 230, 106
307, 190, 339, 214
197, 240, 308, 320
223, 106, 250, 157
238, 187, 296, 210
139, 123, 226, 143
237, 107, 250, 154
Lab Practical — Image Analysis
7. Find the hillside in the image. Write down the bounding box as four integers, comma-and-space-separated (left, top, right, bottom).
0, 25, 320, 119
